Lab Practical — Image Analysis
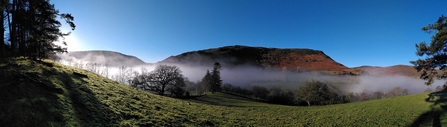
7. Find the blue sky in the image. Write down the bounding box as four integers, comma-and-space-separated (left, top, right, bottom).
52, 0, 446, 67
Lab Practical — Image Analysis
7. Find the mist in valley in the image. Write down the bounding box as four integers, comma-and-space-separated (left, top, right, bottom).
57, 53, 443, 96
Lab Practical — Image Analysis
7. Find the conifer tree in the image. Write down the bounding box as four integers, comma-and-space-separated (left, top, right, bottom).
210, 62, 222, 93
411, 15, 447, 85
1, 0, 75, 58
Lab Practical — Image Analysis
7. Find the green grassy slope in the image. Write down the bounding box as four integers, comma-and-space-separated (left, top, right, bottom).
0, 58, 445, 126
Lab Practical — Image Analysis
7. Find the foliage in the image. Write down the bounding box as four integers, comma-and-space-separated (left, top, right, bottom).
0, 0, 75, 59
210, 62, 222, 92
411, 15, 447, 85
252, 85, 269, 100
267, 87, 295, 105
199, 70, 211, 93
131, 65, 186, 96
295, 80, 330, 106
198, 62, 223, 93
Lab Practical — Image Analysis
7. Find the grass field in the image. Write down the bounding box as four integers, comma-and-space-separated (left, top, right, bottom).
0, 58, 446, 126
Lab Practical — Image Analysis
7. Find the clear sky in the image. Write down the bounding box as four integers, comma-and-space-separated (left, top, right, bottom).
52, 0, 447, 67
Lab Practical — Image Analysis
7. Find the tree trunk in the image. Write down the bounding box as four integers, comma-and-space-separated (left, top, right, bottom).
160, 85, 165, 95
0, 6, 4, 57
9, 0, 17, 56
306, 100, 310, 106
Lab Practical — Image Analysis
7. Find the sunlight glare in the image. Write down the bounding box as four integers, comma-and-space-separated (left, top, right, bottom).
55, 34, 82, 52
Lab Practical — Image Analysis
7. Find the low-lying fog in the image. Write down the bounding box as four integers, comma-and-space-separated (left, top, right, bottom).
58, 56, 444, 95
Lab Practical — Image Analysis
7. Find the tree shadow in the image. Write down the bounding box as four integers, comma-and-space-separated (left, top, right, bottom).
0, 59, 118, 126
408, 91, 447, 127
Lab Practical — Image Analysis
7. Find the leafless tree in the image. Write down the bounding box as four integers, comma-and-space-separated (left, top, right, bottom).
131, 65, 186, 96
113, 66, 134, 84
99, 63, 111, 78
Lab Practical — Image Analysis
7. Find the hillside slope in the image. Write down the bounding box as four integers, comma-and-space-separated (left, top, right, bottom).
0, 58, 445, 126
0, 58, 196, 126
355, 65, 421, 77
59, 50, 146, 67
160, 45, 358, 74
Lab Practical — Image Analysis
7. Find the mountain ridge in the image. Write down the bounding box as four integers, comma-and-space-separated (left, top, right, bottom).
159, 45, 354, 74
57, 46, 420, 77
59, 50, 146, 67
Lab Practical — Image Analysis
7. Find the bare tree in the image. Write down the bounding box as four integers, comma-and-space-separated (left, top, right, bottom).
131, 65, 186, 96
385, 87, 408, 98
113, 66, 134, 84
86, 62, 101, 74
99, 63, 110, 78
372, 91, 384, 99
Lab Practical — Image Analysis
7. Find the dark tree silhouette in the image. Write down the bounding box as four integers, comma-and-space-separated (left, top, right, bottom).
131, 65, 186, 96
1, 0, 75, 59
252, 85, 269, 100
209, 62, 222, 93
0, 0, 6, 57
410, 15, 447, 85
200, 70, 211, 93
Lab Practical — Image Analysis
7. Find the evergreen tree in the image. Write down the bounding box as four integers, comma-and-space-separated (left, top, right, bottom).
210, 62, 222, 93
200, 70, 211, 93
1, 0, 75, 59
410, 15, 447, 85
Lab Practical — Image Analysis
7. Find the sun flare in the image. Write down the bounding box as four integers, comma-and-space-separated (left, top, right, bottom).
55, 33, 82, 52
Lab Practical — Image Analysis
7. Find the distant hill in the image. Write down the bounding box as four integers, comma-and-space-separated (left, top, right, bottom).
159, 45, 356, 74
59, 50, 146, 67
354, 65, 421, 78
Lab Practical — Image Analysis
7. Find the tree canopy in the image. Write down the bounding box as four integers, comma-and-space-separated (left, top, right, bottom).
295, 81, 330, 106
410, 15, 447, 85
210, 62, 222, 92
0, 0, 75, 59
199, 62, 223, 93
131, 65, 186, 96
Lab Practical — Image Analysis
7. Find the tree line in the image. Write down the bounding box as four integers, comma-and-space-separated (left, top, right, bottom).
0, 0, 75, 59
61, 59, 422, 104
61, 59, 224, 98
221, 81, 414, 106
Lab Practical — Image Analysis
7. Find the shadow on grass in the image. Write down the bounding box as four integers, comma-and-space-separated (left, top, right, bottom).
0, 59, 117, 126
186, 92, 267, 108
408, 91, 447, 127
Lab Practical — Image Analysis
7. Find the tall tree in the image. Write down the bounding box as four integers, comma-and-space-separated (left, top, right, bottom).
2, 0, 75, 59
410, 15, 447, 85
133, 65, 186, 96
209, 62, 222, 93
0, 0, 7, 57
200, 70, 211, 93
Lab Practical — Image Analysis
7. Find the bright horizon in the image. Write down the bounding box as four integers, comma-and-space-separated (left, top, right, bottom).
52, 0, 447, 67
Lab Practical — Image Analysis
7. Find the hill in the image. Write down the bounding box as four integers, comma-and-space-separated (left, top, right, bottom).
0, 58, 445, 126
159, 45, 359, 74
355, 65, 421, 78
59, 50, 146, 67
